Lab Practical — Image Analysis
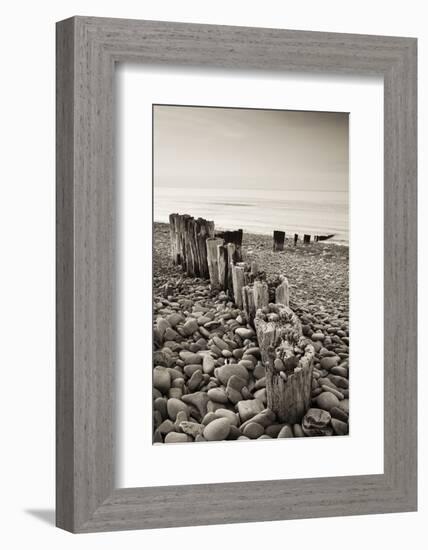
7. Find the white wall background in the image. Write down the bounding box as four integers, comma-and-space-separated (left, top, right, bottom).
0, 1, 424, 548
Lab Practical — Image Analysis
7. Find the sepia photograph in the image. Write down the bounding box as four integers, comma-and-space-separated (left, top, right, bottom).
152, 105, 349, 444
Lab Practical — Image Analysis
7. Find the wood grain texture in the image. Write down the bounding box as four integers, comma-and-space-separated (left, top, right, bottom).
56, 16, 417, 533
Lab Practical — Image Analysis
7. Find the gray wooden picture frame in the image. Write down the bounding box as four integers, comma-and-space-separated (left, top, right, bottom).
56, 16, 417, 533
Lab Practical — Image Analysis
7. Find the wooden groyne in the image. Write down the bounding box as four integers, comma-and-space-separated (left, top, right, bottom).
168, 213, 315, 424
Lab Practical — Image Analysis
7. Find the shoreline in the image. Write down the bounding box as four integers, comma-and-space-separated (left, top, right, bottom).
154, 220, 349, 246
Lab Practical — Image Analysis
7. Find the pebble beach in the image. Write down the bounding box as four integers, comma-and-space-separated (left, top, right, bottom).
153, 222, 350, 443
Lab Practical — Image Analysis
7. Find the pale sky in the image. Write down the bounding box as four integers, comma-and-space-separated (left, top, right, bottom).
153, 105, 349, 193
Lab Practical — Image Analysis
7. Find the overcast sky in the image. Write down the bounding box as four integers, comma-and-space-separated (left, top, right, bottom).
153, 105, 348, 193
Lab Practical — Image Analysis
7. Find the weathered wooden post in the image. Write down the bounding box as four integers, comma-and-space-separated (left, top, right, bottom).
242, 285, 256, 321
273, 230, 285, 252
206, 237, 224, 288
231, 262, 245, 308
275, 275, 290, 307
226, 243, 237, 294
255, 303, 315, 423
303, 234, 311, 244
217, 244, 228, 290
195, 217, 215, 277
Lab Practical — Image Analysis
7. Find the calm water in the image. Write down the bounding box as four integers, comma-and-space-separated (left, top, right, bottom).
154, 187, 348, 243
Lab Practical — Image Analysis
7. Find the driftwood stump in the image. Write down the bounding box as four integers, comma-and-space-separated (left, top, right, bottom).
255, 304, 315, 423
217, 244, 228, 290
273, 230, 285, 251
231, 263, 245, 308
206, 237, 224, 288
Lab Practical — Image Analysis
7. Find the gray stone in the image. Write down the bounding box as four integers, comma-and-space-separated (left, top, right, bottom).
293, 423, 305, 437
179, 421, 204, 438
164, 327, 180, 341
182, 318, 199, 336
330, 406, 349, 423
207, 388, 229, 404
153, 410, 163, 428
316, 391, 340, 411
158, 419, 174, 434
215, 364, 249, 385
319, 356, 340, 370
227, 425, 241, 440
164, 432, 191, 443
254, 377, 266, 390
167, 312, 183, 327
153, 396, 167, 419
235, 327, 255, 339
245, 347, 260, 358
168, 388, 183, 400
253, 364, 265, 379
227, 375, 247, 392
331, 418, 348, 435
241, 409, 276, 430
237, 399, 264, 423
278, 424, 294, 438
226, 386, 242, 404
183, 364, 202, 377
174, 410, 188, 430
153, 429, 163, 443
302, 408, 332, 436
153, 350, 174, 367
202, 354, 215, 374
338, 398, 349, 414
203, 418, 231, 441
156, 317, 170, 338
179, 350, 202, 365
330, 366, 348, 377
181, 392, 210, 416
328, 374, 349, 389
320, 385, 344, 400
253, 388, 267, 404
207, 400, 225, 413
188, 370, 204, 391
215, 408, 239, 427
167, 398, 188, 421
153, 366, 171, 394
265, 424, 283, 438
243, 422, 264, 439
201, 412, 219, 426
213, 336, 229, 351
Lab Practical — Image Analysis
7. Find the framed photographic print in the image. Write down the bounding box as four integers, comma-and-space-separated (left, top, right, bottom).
56, 17, 417, 532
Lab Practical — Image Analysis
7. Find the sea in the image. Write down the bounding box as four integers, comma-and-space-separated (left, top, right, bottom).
154, 186, 349, 244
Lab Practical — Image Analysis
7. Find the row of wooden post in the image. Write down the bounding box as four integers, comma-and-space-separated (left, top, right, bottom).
273, 230, 335, 251
168, 213, 314, 423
